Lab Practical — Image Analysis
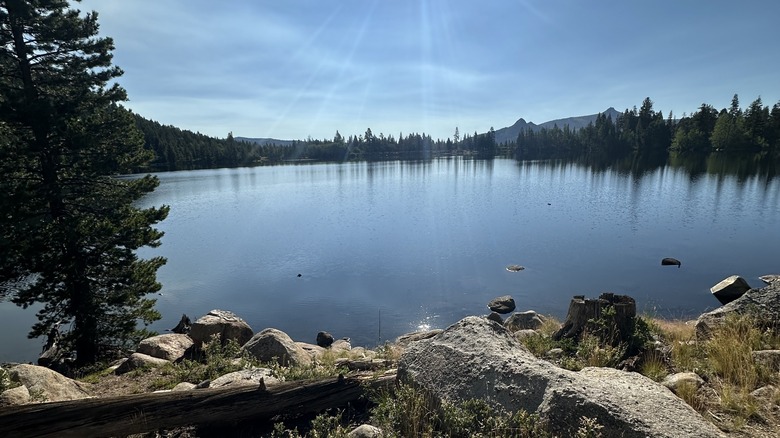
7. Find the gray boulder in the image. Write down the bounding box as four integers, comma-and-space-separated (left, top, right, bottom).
114, 352, 170, 375
137, 333, 194, 362
504, 310, 545, 331
710, 275, 751, 305
487, 295, 516, 314
189, 309, 254, 347
696, 281, 780, 341
8, 364, 92, 403
209, 368, 280, 388
243, 328, 312, 367
399, 316, 723, 438
0, 385, 30, 406
395, 329, 443, 347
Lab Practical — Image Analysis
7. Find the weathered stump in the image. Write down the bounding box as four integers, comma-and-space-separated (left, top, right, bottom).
553, 293, 636, 344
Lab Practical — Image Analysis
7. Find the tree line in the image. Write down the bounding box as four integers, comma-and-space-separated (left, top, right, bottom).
515, 96, 780, 160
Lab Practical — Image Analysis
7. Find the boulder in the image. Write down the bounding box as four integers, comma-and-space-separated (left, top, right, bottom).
137, 333, 194, 362
297, 342, 327, 361
661, 372, 705, 393
487, 295, 516, 314
114, 352, 171, 375
316, 331, 335, 348
696, 281, 780, 341
752, 350, 780, 372
513, 329, 539, 341
504, 310, 545, 331
348, 424, 383, 438
189, 309, 254, 347
399, 316, 723, 438
0, 385, 30, 406
243, 328, 312, 367
710, 275, 751, 305
209, 368, 280, 388
8, 364, 91, 403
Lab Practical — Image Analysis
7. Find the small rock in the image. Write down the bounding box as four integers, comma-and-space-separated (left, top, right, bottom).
750, 385, 777, 400
487, 295, 516, 314
172, 382, 197, 392
661, 257, 681, 268
710, 275, 751, 305
486, 312, 503, 324
348, 424, 383, 438
662, 372, 705, 393
546, 348, 565, 359
759, 274, 780, 285
317, 331, 335, 348
505, 310, 545, 332
331, 338, 352, 352
506, 265, 525, 272
513, 329, 538, 341
210, 368, 280, 388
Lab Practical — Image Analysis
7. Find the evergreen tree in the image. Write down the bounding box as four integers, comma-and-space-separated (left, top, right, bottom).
0, 0, 168, 365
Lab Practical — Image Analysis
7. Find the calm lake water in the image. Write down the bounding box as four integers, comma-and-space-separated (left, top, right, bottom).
2, 156, 779, 362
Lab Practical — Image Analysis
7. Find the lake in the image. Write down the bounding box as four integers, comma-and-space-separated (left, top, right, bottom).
2, 155, 779, 363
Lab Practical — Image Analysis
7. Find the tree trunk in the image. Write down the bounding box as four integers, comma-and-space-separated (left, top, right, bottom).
0, 372, 396, 438
553, 293, 636, 343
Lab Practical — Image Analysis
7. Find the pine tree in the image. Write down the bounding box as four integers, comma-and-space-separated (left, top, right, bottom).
0, 0, 169, 365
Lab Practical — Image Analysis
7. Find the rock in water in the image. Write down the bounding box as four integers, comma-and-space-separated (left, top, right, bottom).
661, 257, 681, 268
189, 309, 254, 347
710, 275, 751, 305
487, 295, 516, 314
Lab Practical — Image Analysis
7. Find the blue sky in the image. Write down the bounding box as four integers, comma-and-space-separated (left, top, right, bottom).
78, 0, 779, 141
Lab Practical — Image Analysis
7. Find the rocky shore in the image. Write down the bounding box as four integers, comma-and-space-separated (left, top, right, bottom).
1, 275, 779, 437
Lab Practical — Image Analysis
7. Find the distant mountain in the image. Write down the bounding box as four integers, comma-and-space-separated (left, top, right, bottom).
235, 136, 296, 147
493, 107, 621, 144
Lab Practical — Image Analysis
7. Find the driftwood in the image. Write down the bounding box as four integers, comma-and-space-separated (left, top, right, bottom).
553, 293, 636, 343
0, 372, 396, 438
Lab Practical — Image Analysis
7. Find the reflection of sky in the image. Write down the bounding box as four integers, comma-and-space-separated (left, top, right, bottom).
2, 158, 780, 362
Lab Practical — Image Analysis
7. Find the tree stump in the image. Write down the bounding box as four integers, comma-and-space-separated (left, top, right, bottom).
553, 293, 636, 344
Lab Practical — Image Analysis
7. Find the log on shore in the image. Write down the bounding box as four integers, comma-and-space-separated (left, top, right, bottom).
0, 372, 396, 438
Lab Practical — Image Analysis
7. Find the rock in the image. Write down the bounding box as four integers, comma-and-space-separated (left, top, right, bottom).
243, 328, 312, 367
137, 333, 194, 362
297, 342, 327, 361
395, 329, 443, 347
0, 385, 30, 406
486, 312, 503, 324
696, 281, 780, 341
750, 385, 778, 400
348, 424, 383, 438
399, 316, 723, 438
114, 353, 171, 375
513, 329, 539, 341
172, 382, 197, 391
350, 347, 377, 359
331, 338, 352, 352
752, 350, 780, 371
759, 274, 780, 285
487, 295, 516, 314
189, 309, 254, 347
661, 257, 681, 267
504, 310, 545, 332
661, 372, 705, 393
209, 368, 280, 388
170, 314, 192, 334
710, 275, 751, 305
317, 331, 335, 348
545, 347, 565, 359
8, 364, 91, 403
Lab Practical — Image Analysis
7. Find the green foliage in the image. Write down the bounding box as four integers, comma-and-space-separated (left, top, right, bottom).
0, 0, 168, 365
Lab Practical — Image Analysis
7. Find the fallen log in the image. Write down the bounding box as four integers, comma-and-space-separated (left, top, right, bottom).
0, 371, 396, 438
